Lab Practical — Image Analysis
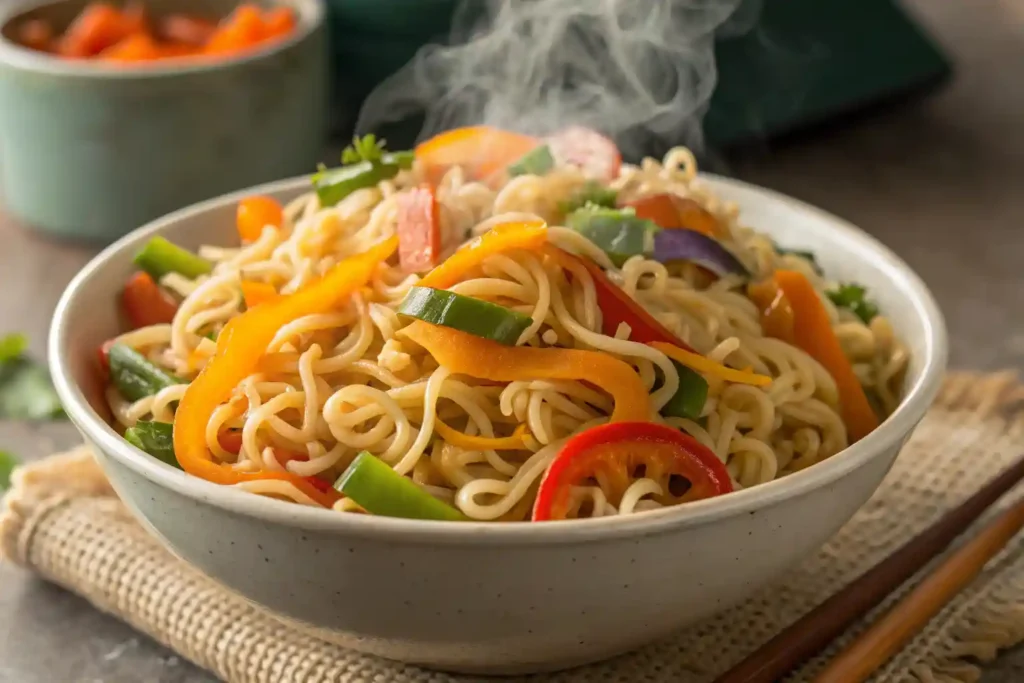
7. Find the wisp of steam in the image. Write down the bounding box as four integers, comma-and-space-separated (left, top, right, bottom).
356, 0, 749, 159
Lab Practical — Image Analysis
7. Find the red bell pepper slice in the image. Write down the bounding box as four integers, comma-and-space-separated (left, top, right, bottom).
532, 421, 732, 521
542, 246, 696, 351
397, 184, 442, 273
122, 271, 179, 329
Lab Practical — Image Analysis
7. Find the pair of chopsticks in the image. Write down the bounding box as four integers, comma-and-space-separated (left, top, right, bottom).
714, 455, 1024, 683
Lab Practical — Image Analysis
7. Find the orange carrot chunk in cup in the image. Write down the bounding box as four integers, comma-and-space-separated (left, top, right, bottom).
262, 7, 296, 40
17, 19, 55, 52
58, 2, 134, 57
204, 4, 266, 55
160, 14, 217, 46
100, 33, 162, 62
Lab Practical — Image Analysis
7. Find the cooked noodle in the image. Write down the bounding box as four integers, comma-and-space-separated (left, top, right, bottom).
107, 147, 908, 521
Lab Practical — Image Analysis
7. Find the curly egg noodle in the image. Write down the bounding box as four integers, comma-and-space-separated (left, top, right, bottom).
106, 147, 908, 521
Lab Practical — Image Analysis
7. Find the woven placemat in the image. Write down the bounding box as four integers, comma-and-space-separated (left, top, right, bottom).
4, 371, 1024, 683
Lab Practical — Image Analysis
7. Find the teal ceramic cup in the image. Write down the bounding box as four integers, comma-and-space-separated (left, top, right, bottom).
0, 0, 327, 243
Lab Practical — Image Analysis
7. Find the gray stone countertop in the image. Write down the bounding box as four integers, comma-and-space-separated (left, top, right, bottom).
1, 0, 1023, 680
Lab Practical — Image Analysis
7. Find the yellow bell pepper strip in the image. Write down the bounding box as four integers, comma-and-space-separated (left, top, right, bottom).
649, 342, 772, 388
415, 126, 540, 185
401, 320, 650, 423
772, 269, 880, 442
435, 420, 530, 451
417, 220, 548, 289
240, 281, 281, 309
172, 237, 398, 507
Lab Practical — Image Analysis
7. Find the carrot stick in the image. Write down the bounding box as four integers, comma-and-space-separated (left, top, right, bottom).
58, 2, 131, 57
773, 270, 880, 442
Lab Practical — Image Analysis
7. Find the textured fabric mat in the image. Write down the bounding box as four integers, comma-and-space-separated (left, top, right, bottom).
4, 371, 1024, 682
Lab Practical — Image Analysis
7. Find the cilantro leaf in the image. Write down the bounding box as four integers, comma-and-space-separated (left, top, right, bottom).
0, 333, 26, 363
827, 283, 879, 324
341, 134, 386, 165
0, 333, 65, 420
0, 450, 17, 491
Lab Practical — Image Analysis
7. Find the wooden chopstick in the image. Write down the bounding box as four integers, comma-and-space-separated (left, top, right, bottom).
815, 495, 1024, 682
713, 454, 1024, 683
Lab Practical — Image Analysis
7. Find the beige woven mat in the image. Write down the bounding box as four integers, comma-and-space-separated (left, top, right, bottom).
4, 371, 1024, 683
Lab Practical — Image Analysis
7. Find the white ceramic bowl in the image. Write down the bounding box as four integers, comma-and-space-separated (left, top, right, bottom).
49, 175, 947, 675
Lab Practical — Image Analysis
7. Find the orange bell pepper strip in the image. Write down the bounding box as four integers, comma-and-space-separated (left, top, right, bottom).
415, 126, 540, 185
625, 195, 719, 237
772, 270, 879, 442
401, 320, 651, 423
435, 420, 530, 451
748, 278, 796, 343
241, 281, 281, 308
418, 220, 548, 289
173, 237, 397, 507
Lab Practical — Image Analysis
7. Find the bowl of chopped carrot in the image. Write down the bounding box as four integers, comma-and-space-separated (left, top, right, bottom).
0, 0, 327, 243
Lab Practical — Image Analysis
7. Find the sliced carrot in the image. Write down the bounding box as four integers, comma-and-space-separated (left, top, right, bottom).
415, 126, 540, 185
262, 6, 296, 40
17, 19, 55, 52
160, 14, 216, 46
58, 2, 131, 57
121, 272, 179, 328
236, 195, 284, 242
772, 270, 880, 442
100, 33, 162, 62
204, 4, 265, 55
241, 281, 282, 308
160, 41, 200, 59
397, 185, 442, 273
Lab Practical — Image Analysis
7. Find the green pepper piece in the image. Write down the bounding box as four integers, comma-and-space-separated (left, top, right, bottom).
567, 207, 659, 266
335, 451, 465, 521
557, 182, 619, 214
0, 449, 18, 491
508, 144, 555, 177
659, 361, 709, 420
124, 421, 181, 470
382, 150, 415, 170
313, 160, 401, 208
134, 237, 212, 281
398, 287, 533, 345
108, 344, 181, 402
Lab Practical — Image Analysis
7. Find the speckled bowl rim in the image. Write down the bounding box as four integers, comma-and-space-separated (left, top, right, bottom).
0, 0, 324, 78
49, 174, 948, 545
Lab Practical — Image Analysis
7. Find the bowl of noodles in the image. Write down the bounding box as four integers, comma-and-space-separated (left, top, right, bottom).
49, 126, 946, 674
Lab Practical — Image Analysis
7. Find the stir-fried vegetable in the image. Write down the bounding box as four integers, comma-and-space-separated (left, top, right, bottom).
827, 283, 879, 324
434, 421, 530, 451
134, 236, 212, 281
546, 126, 622, 182
774, 243, 822, 273
0, 333, 64, 420
531, 422, 732, 521
0, 450, 17, 491
415, 126, 540, 184
626, 194, 720, 237
650, 342, 771, 387
398, 287, 532, 345
771, 271, 879, 441
658, 361, 709, 420
122, 272, 179, 328
418, 220, 548, 289
314, 135, 413, 208
335, 451, 465, 521
748, 278, 796, 342
557, 181, 618, 215
124, 420, 181, 469
651, 229, 748, 277
172, 238, 397, 507
400, 320, 651, 423
397, 185, 442, 273
508, 144, 555, 177
108, 344, 181, 401
566, 207, 659, 266
236, 195, 284, 242
240, 281, 280, 308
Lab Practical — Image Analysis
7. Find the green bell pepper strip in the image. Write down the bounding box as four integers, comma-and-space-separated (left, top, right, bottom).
335, 451, 465, 521
314, 160, 402, 208
659, 360, 709, 420
557, 181, 618, 214
508, 144, 555, 177
124, 421, 181, 470
398, 286, 533, 345
134, 237, 213, 281
108, 344, 181, 402
567, 207, 659, 266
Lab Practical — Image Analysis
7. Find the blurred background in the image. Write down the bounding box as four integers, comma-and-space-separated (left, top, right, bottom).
1, 0, 1022, 680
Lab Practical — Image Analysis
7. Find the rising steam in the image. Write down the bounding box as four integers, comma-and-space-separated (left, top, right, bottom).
356, 0, 748, 159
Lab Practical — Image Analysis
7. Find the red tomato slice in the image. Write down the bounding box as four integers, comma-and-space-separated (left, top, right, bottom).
532, 422, 732, 521
122, 272, 179, 329
397, 185, 442, 273
546, 126, 622, 182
